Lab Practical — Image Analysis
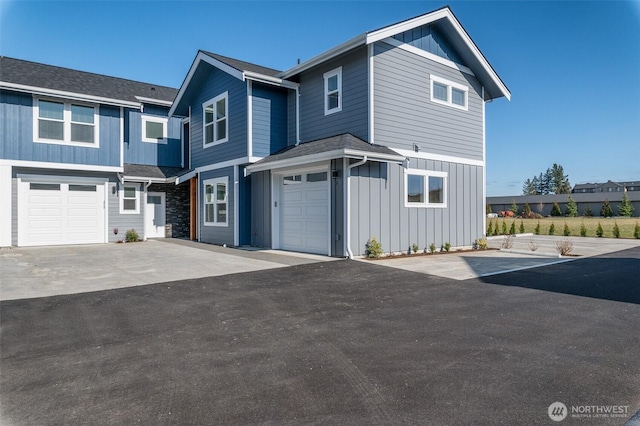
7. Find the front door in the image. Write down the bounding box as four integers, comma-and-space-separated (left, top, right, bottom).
145, 192, 166, 238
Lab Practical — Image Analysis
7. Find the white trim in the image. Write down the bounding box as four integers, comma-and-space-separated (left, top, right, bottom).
323, 67, 342, 115
119, 183, 141, 214
233, 165, 239, 246
0, 81, 141, 108
33, 97, 101, 148
16, 174, 109, 184
295, 87, 300, 144
0, 165, 13, 246
119, 107, 124, 168
430, 75, 469, 111
144, 192, 166, 239
176, 156, 257, 184
135, 96, 173, 107
247, 81, 253, 157
342, 157, 349, 256
270, 172, 278, 249
243, 71, 299, 89
383, 37, 474, 76
482, 86, 487, 236
141, 115, 168, 144
368, 44, 375, 144
391, 148, 484, 167
247, 149, 404, 173
120, 176, 173, 184
404, 168, 448, 208
202, 91, 229, 147
0, 159, 123, 173
203, 176, 229, 227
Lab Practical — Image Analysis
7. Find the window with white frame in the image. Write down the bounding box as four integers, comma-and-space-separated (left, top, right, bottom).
142, 115, 168, 143
203, 177, 228, 226
430, 75, 468, 111
120, 184, 140, 214
34, 98, 99, 146
323, 67, 342, 115
405, 169, 447, 208
203, 92, 228, 147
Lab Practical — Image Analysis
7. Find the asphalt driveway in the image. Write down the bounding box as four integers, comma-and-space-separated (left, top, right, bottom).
1, 247, 639, 425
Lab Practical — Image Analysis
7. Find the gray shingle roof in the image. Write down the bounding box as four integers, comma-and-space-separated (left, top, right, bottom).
200, 51, 281, 77
252, 133, 402, 166
123, 164, 188, 180
0, 56, 178, 103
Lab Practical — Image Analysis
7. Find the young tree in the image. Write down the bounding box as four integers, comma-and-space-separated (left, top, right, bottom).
551, 201, 563, 216
565, 196, 578, 217
509, 221, 516, 235
534, 222, 541, 235
584, 205, 593, 217
522, 202, 532, 217
596, 222, 604, 237
549, 223, 555, 235
634, 222, 640, 239
510, 199, 519, 216
600, 199, 613, 218
550, 163, 571, 194
618, 192, 634, 217
612, 222, 620, 238
580, 222, 587, 237
563, 222, 571, 236
519, 220, 525, 234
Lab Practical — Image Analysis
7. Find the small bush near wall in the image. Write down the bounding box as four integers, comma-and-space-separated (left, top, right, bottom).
365, 237, 383, 259
126, 229, 139, 242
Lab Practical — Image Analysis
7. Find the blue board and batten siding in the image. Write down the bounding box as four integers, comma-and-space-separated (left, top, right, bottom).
125, 105, 182, 167
298, 47, 369, 143
188, 66, 247, 169
349, 159, 483, 256
251, 84, 288, 157
0, 90, 120, 167
373, 41, 484, 161
200, 166, 235, 246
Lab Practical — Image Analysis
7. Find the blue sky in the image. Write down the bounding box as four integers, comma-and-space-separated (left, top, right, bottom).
1, 1, 638, 196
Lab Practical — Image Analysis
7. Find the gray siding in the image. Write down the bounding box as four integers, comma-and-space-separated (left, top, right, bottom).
200, 167, 235, 245
298, 47, 369, 142
108, 182, 144, 242
125, 105, 182, 167
350, 159, 483, 256
287, 90, 297, 146
11, 178, 17, 246
251, 84, 288, 157
330, 159, 345, 256
0, 90, 121, 167
188, 66, 247, 169
373, 41, 484, 161
250, 170, 271, 248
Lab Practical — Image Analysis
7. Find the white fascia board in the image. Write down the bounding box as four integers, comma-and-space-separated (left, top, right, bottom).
278, 34, 367, 79
121, 176, 173, 184
243, 71, 299, 89
392, 148, 484, 167
169, 52, 244, 117
0, 159, 123, 173
135, 96, 173, 107
0, 82, 140, 108
175, 156, 253, 184
246, 149, 403, 173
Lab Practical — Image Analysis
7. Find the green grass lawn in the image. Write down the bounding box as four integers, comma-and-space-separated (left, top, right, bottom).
486, 217, 640, 239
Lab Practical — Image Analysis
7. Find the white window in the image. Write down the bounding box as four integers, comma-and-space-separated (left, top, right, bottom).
323, 67, 342, 115
203, 177, 228, 226
404, 169, 447, 208
141, 115, 168, 143
120, 184, 140, 214
430, 75, 468, 111
203, 92, 228, 147
34, 98, 99, 147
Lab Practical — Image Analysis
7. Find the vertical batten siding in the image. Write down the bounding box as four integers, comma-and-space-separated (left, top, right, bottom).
287, 91, 297, 146
349, 159, 483, 256
251, 84, 288, 157
0, 90, 120, 167
199, 167, 235, 246
125, 106, 182, 167
107, 182, 144, 242
188, 67, 247, 169
250, 170, 271, 248
373, 41, 484, 161
298, 47, 369, 143
330, 159, 345, 256
11, 178, 18, 246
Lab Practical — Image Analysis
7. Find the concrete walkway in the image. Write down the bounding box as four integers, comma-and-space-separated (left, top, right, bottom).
0, 239, 335, 301
365, 235, 640, 280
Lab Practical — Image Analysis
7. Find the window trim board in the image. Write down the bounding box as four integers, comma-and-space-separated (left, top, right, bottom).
32, 96, 100, 148
429, 75, 469, 111
404, 169, 448, 208
203, 176, 229, 227
141, 115, 168, 144
202, 92, 229, 148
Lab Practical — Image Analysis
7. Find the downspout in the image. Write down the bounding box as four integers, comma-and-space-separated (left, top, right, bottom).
345, 155, 368, 259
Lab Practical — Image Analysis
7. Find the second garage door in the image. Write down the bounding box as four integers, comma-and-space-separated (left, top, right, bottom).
279, 171, 329, 255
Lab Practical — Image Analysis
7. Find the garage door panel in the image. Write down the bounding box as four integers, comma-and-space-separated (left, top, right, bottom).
304, 188, 327, 201
282, 191, 303, 202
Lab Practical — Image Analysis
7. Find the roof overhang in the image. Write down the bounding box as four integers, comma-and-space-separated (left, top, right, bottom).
135, 96, 173, 107
120, 175, 176, 184
0, 82, 141, 108
246, 148, 404, 174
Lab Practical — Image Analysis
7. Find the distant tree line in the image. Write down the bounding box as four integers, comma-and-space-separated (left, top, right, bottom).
522, 164, 571, 195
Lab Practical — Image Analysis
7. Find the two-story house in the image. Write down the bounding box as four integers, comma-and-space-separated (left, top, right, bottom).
170, 6, 510, 257
0, 57, 188, 247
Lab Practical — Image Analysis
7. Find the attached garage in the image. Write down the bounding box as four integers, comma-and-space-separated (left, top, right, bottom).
18, 177, 107, 246
278, 169, 329, 255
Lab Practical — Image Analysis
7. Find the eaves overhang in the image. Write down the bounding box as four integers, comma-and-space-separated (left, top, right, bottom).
0, 82, 141, 108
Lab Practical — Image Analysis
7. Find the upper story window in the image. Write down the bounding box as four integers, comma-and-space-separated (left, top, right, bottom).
141, 115, 168, 143
34, 98, 99, 147
404, 169, 447, 208
430, 75, 468, 111
203, 177, 228, 226
323, 67, 342, 115
203, 92, 228, 147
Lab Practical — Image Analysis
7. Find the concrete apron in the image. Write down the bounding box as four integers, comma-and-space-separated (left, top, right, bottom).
0, 239, 334, 301
361, 235, 640, 280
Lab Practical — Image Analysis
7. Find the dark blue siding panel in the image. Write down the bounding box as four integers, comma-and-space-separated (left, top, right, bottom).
187, 66, 247, 169
252, 84, 288, 158
124, 105, 182, 167
0, 90, 120, 167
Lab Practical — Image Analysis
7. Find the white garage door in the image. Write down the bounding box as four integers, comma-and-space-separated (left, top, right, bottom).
18, 180, 106, 246
280, 171, 329, 255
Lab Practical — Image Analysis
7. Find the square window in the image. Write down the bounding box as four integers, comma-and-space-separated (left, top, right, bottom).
405, 170, 447, 208
430, 75, 468, 111
35, 98, 98, 146
142, 116, 168, 143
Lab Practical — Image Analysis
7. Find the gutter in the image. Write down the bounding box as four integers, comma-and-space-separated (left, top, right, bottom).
346, 156, 368, 259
